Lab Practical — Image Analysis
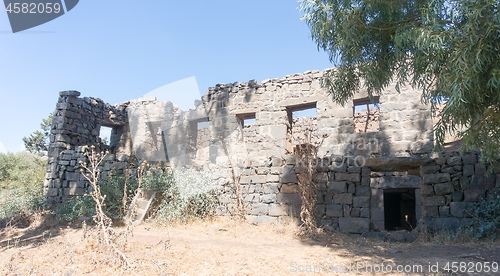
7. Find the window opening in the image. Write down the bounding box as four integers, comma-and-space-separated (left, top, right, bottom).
99, 126, 112, 146
286, 102, 317, 153
353, 97, 380, 133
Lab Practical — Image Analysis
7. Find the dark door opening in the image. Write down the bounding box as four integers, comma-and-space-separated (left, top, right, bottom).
384, 189, 417, 231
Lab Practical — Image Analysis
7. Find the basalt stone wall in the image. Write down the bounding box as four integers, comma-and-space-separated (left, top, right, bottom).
201, 69, 434, 163
44, 91, 130, 203
420, 152, 500, 231
44, 69, 498, 234
235, 152, 498, 233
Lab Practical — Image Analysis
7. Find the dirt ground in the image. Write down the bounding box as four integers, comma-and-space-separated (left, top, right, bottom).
0, 215, 499, 275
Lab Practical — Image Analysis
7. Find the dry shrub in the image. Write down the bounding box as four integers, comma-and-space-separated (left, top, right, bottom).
293, 126, 323, 237
79, 145, 132, 268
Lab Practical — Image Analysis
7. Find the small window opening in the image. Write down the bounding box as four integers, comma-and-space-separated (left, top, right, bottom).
237, 113, 256, 143
99, 126, 112, 146
237, 113, 256, 127
286, 102, 317, 153
197, 121, 210, 130
353, 97, 379, 133
384, 188, 417, 231
192, 119, 210, 149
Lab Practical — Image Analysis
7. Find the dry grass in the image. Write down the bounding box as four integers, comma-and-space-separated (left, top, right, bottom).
2, 214, 499, 275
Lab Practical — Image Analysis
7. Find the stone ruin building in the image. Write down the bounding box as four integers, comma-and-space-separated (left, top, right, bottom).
44, 69, 499, 236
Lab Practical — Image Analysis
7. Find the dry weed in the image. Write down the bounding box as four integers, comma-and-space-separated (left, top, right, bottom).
79, 145, 132, 268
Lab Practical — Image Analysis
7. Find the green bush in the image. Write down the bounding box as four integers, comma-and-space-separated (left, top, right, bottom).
462, 188, 500, 240
57, 169, 141, 221
0, 183, 45, 219
0, 152, 46, 190
55, 165, 219, 224
150, 167, 220, 224
56, 195, 95, 221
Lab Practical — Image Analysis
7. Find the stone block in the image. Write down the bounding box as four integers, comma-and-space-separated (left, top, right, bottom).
269, 204, 286, 216
356, 185, 370, 196
471, 175, 496, 190
239, 175, 250, 184
250, 203, 268, 215
450, 202, 473, 218
280, 184, 298, 193
475, 163, 487, 175
464, 189, 485, 202
434, 183, 454, 195
316, 205, 326, 217
313, 173, 328, 183
371, 207, 384, 221
285, 155, 296, 165
347, 183, 355, 194
361, 176, 370, 186
326, 205, 343, 217
244, 193, 260, 203
459, 176, 471, 190
371, 189, 383, 208
373, 175, 421, 189
423, 206, 439, 218
360, 208, 370, 218
46, 188, 59, 197
462, 153, 477, 164
435, 157, 447, 165
422, 196, 445, 206
439, 206, 450, 217
421, 185, 434, 196
335, 173, 360, 182
262, 183, 280, 194
266, 174, 280, 183
452, 191, 463, 202
277, 193, 302, 205
463, 165, 474, 177
270, 166, 282, 175
64, 187, 84, 196
441, 166, 458, 174
261, 194, 277, 204
280, 165, 297, 183
333, 193, 353, 205
329, 162, 347, 172
423, 173, 451, 184
327, 181, 347, 194
271, 156, 282, 167
256, 167, 270, 175
347, 167, 361, 173
421, 165, 440, 174
361, 167, 371, 176
339, 217, 369, 234
447, 156, 462, 165
249, 175, 266, 184
353, 196, 370, 208
350, 207, 360, 217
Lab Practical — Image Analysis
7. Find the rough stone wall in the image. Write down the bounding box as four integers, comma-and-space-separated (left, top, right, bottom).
44, 91, 130, 203
200, 69, 434, 163
420, 152, 499, 231
44, 69, 498, 234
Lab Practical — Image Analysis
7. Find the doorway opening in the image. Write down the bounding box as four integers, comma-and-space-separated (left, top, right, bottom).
384, 188, 417, 231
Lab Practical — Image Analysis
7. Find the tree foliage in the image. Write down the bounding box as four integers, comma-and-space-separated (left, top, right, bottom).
300, 0, 500, 163
0, 152, 46, 190
23, 113, 52, 155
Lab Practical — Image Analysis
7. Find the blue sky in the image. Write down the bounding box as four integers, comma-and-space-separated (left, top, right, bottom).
0, 1, 333, 153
